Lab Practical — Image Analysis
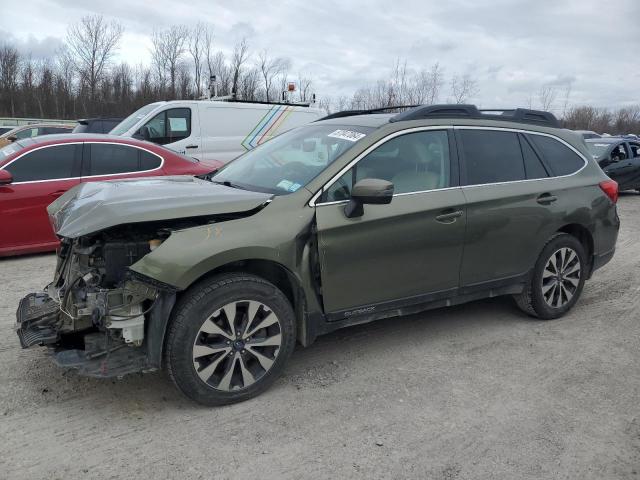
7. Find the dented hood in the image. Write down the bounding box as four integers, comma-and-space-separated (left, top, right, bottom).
47, 176, 273, 238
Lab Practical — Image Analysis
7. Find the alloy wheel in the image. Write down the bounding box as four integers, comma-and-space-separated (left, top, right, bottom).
541, 247, 581, 308
192, 300, 282, 391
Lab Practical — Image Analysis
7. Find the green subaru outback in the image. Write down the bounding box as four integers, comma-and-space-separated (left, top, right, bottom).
16, 105, 619, 405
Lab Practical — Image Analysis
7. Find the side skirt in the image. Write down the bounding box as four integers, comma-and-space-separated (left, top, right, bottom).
308, 275, 527, 341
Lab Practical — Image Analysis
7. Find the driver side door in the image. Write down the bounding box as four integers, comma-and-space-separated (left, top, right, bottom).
314, 128, 466, 316
602, 142, 634, 189
141, 107, 202, 159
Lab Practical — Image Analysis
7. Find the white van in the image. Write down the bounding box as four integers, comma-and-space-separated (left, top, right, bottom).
110, 100, 324, 163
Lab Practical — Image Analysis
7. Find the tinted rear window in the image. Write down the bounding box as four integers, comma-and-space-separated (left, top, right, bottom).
527, 134, 585, 176
87, 143, 141, 176
460, 129, 525, 185
519, 134, 549, 179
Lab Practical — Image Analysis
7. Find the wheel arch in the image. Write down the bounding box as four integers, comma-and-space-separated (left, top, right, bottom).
557, 223, 594, 274
171, 258, 310, 349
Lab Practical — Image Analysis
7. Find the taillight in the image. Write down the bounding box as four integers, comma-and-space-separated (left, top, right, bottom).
599, 179, 618, 204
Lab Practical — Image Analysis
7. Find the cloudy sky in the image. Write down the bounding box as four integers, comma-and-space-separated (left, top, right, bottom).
2, 0, 638, 111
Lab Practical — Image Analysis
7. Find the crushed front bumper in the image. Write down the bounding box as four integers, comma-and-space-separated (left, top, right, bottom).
15, 292, 61, 348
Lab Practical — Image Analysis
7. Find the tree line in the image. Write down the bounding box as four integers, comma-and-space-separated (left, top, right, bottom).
0, 14, 638, 135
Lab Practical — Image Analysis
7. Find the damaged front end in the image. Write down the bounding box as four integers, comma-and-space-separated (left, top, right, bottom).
16, 230, 175, 377
15, 176, 275, 377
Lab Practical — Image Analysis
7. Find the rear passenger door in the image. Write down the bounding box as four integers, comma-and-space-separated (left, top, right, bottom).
456, 128, 560, 289
81, 143, 164, 181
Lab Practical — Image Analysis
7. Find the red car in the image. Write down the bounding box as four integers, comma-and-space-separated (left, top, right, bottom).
0, 134, 222, 257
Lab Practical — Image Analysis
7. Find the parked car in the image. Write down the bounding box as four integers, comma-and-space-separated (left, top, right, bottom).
0, 123, 73, 147
586, 137, 640, 192
72, 117, 124, 134
110, 99, 324, 163
575, 129, 601, 139
16, 105, 619, 405
0, 134, 222, 257
0, 125, 18, 135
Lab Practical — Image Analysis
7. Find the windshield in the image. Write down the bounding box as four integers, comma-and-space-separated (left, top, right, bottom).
212, 124, 374, 194
110, 103, 162, 135
586, 142, 612, 158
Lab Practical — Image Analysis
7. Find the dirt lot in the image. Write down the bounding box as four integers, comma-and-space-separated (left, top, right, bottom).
1, 196, 639, 480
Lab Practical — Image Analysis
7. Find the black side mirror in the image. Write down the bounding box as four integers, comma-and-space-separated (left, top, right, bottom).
134, 126, 151, 141
7, 135, 17, 142
344, 178, 394, 218
0, 169, 13, 185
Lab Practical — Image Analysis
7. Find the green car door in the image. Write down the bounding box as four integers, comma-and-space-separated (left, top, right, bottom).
455, 127, 586, 287
314, 128, 467, 315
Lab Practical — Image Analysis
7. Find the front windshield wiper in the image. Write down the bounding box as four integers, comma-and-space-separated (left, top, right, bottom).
211, 180, 246, 190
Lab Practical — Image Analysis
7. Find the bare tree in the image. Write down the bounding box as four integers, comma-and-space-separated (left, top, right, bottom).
151, 25, 189, 99
0, 44, 20, 117
297, 73, 312, 102
561, 82, 572, 119
538, 85, 557, 112
450, 74, 478, 104
257, 50, 289, 102
230, 38, 250, 97
66, 15, 123, 105
188, 23, 207, 98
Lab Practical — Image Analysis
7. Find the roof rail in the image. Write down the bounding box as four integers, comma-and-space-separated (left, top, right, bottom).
318, 105, 419, 121
390, 104, 560, 127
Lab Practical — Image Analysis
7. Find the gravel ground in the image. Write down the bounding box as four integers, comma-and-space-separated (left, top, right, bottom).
1, 196, 639, 480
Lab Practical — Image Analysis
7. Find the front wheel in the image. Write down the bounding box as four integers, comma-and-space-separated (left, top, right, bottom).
514, 233, 587, 320
165, 273, 296, 406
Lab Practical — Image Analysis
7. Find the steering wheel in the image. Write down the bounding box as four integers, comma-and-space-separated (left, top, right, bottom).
281, 161, 311, 182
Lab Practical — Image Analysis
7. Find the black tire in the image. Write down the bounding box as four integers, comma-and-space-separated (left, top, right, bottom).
165, 273, 296, 406
514, 233, 587, 320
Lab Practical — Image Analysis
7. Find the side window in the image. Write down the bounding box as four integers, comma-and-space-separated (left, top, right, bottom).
5, 144, 79, 182
15, 127, 39, 139
140, 150, 162, 170
87, 143, 141, 176
527, 134, 585, 176
611, 143, 629, 161
42, 126, 70, 135
630, 143, 640, 158
323, 130, 451, 202
460, 129, 525, 185
143, 108, 191, 145
519, 134, 549, 179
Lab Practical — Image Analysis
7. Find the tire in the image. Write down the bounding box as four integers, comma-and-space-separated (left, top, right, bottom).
514, 233, 587, 320
165, 273, 296, 406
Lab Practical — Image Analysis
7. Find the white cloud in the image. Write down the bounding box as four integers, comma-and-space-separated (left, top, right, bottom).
3, 0, 639, 110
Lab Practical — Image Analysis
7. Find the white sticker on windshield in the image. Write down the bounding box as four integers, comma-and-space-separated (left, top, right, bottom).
276, 180, 303, 192
327, 129, 366, 142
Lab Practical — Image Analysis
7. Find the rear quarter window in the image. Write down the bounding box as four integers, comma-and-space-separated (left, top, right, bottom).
527, 134, 585, 176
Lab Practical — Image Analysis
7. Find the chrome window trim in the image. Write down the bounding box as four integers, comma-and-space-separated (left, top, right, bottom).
310, 125, 590, 207
0, 141, 165, 185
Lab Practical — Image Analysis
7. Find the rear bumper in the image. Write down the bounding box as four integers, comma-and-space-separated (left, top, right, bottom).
592, 247, 615, 273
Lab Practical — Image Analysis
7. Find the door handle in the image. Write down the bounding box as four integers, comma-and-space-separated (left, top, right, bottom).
185, 145, 199, 149
435, 210, 463, 223
537, 193, 557, 205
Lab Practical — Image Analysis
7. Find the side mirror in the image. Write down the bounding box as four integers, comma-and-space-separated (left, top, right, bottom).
135, 126, 151, 141
344, 178, 394, 218
0, 169, 13, 185
7, 135, 17, 142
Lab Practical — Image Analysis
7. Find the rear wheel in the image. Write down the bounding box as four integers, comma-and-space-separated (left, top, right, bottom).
514, 233, 586, 319
165, 273, 296, 406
